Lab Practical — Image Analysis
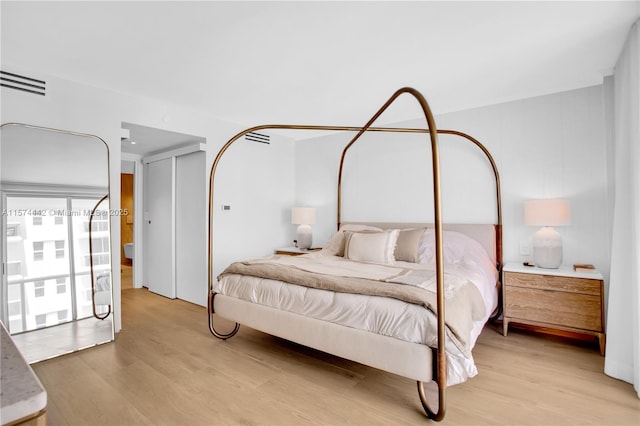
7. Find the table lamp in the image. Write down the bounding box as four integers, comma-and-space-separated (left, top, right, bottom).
291, 207, 316, 249
524, 199, 571, 269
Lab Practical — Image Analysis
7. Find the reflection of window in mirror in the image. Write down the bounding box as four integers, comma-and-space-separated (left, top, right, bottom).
35, 314, 46, 328
7, 261, 21, 275
55, 240, 65, 259
95, 218, 108, 232
55, 216, 64, 225
34, 281, 45, 297
33, 216, 42, 226
7, 223, 19, 237
87, 237, 110, 266
56, 278, 67, 294
84, 217, 108, 233
8, 298, 20, 317
33, 241, 44, 261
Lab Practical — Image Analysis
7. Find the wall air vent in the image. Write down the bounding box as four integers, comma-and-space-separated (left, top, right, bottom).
245, 132, 270, 144
1, 70, 46, 96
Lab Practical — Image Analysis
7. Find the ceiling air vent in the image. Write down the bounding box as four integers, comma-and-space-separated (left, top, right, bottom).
1, 70, 46, 96
245, 132, 270, 144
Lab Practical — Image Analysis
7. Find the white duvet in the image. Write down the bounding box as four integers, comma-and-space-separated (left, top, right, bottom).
214, 249, 498, 386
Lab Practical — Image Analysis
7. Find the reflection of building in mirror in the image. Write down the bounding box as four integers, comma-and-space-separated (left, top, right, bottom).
5, 197, 111, 334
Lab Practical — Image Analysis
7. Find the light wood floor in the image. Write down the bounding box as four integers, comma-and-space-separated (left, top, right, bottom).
33, 289, 639, 425
121, 264, 133, 290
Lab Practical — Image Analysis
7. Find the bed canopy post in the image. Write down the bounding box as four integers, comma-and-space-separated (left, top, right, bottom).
336, 87, 447, 420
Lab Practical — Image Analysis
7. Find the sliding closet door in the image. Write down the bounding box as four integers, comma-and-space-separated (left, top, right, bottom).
144, 158, 176, 299
176, 151, 206, 306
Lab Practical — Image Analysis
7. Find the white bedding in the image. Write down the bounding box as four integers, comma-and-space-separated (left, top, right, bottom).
214, 249, 498, 385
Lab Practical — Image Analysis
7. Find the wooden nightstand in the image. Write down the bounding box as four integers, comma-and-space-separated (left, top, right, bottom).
274, 247, 322, 256
502, 262, 605, 355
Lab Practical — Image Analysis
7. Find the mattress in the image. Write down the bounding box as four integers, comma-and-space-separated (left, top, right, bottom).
214, 250, 498, 385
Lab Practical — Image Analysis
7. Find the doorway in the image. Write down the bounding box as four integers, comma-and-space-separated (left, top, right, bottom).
120, 164, 135, 290
120, 123, 207, 306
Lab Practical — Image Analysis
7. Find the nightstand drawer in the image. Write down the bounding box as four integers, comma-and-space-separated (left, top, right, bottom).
505, 271, 600, 295
505, 286, 602, 331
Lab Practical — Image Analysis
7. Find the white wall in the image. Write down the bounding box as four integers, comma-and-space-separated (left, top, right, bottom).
2, 71, 611, 330
295, 85, 611, 285
213, 131, 296, 272
435, 85, 610, 282
294, 129, 499, 242
1, 71, 296, 330
121, 159, 135, 174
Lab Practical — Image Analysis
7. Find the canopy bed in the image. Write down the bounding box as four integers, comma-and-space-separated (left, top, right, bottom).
207, 87, 502, 421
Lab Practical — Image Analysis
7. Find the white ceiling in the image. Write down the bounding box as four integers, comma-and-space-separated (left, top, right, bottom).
121, 122, 206, 156
1, 1, 639, 131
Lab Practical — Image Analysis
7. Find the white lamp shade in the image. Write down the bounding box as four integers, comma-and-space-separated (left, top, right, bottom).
291, 207, 316, 225
524, 199, 571, 227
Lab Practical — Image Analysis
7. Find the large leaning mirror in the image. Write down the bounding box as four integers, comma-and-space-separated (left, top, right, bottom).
0, 123, 114, 363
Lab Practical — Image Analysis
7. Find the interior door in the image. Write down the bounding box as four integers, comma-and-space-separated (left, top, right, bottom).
144, 158, 176, 298
176, 151, 206, 305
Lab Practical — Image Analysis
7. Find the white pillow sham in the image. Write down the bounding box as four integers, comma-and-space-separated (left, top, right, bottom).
344, 229, 400, 264
324, 224, 383, 256
418, 229, 492, 267
394, 228, 427, 263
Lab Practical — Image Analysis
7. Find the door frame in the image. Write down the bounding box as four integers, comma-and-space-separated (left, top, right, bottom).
121, 153, 144, 289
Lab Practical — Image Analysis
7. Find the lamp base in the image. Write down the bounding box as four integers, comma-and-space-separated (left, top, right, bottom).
297, 224, 313, 249
533, 227, 563, 269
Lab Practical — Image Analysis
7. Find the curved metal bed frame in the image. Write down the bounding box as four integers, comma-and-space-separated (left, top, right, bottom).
207, 87, 502, 421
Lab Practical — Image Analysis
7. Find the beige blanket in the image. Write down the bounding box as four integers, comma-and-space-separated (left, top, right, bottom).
218, 255, 486, 355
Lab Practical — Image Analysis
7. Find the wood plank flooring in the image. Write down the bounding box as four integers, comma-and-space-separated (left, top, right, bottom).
121, 265, 133, 290
32, 289, 640, 425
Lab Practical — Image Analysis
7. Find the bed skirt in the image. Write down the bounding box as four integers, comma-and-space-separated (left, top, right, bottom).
213, 294, 434, 382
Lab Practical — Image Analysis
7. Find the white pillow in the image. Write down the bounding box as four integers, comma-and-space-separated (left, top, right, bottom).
418, 229, 491, 266
324, 224, 383, 256
344, 229, 399, 264
394, 228, 427, 263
